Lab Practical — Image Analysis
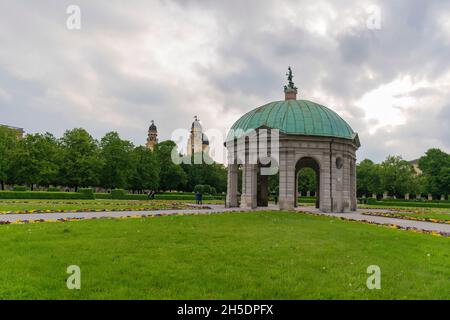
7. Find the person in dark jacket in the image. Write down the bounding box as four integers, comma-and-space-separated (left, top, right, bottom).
196, 191, 200, 204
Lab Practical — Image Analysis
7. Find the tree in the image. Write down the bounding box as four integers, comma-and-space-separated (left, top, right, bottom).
7, 133, 60, 189
59, 128, 103, 190
356, 159, 382, 196
155, 140, 187, 191
181, 154, 227, 193
298, 168, 316, 194
129, 146, 160, 192
99, 132, 134, 189
0, 126, 19, 190
418, 148, 450, 195
379, 155, 414, 197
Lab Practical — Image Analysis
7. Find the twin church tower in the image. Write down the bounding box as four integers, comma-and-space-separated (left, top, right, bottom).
146, 117, 209, 156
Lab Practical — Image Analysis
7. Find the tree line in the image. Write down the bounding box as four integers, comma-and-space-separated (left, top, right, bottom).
0, 126, 227, 193
357, 149, 450, 198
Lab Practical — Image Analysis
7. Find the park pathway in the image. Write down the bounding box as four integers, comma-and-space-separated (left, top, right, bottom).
0, 204, 449, 235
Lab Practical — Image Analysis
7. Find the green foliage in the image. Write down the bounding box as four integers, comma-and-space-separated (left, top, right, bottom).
111, 189, 127, 199
0, 126, 19, 189
77, 188, 95, 199
357, 159, 382, 196
59, 128, 103, 189
156, 141, 187, 191
194, 184, 214, 194
182, 160, 227, 193
47, 187, 60, 192
297, 168, 316, 193
0, 191, 92, 200
366, 198, 450, 208
129, 146, 159, 192
100, 132, 134, 189
418, 148, 450, 195
379, 156, 415, 197
12, 185, 27, 191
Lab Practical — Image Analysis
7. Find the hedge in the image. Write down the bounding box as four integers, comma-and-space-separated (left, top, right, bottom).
0, 191, 91, 200
376, 198, 450, 204
78, 188, 95, 199
0, 190, 224, 201
366, 198, 450, 208
12, 186, 27, 192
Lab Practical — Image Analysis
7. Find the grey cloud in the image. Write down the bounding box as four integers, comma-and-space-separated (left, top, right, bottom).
0, 0, 449, 162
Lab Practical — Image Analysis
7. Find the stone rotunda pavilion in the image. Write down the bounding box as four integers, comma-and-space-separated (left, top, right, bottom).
225, 68, 360, 212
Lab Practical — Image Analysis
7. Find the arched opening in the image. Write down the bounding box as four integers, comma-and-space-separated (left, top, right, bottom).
295, 157, 320, 209
257, 158, 279, 207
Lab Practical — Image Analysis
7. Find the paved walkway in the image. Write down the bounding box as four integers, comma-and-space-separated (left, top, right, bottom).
1, 204, 449, 235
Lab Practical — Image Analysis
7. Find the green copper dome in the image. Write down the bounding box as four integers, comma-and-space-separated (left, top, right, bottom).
227, 99, 356, 141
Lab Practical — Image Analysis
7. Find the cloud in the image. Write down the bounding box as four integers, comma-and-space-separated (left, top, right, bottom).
0, 0, 449, 163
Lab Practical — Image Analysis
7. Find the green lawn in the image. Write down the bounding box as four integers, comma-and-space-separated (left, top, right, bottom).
0, 199, 221, 214
0, 211, 448, 299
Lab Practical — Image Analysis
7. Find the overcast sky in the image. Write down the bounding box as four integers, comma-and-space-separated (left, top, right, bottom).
0, 0, 449, 163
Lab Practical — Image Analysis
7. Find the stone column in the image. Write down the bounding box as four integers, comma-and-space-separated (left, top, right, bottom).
294, 172, 298, 207
383, 192, 388, 199
279, 151, 295, 210
440, 194, 445, 201
241, 164, 257, 209
320, 153, 332, 212
226, 164, 238, 207
350, 158, 357, 211
405, 193, 410, 200
416, 193, 421, 200
372, 193, 377, 199
428, 193, 433, 201
306, 190, 311, 197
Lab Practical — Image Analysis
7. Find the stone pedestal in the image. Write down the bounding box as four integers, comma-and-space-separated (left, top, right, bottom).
428, 193, 433, 201
441, 195, 445, 201
372, 193, 377, 199
383, 192, 388, 199
405, 193, 410, 200
306, 190, 311, 197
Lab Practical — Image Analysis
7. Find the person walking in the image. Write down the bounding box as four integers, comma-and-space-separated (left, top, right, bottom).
195, 191, 200, 205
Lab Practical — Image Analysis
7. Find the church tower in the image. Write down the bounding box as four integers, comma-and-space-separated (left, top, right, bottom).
187, 116, 209, 156
146, 120, 158, 151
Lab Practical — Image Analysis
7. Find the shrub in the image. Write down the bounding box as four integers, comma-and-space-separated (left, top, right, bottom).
77, 188, 95, 199
111, 189, 127, 199
202, 185, 212, 194
12, 185, 27, 192
194, 185, 204, 193
47, 187, 60, 192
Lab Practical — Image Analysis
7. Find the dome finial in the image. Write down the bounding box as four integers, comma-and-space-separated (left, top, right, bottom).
284, 66, 298, 100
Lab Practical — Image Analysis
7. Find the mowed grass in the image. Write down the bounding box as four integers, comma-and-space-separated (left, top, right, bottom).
0, 211, 449, 300
0, 199, 221, 213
